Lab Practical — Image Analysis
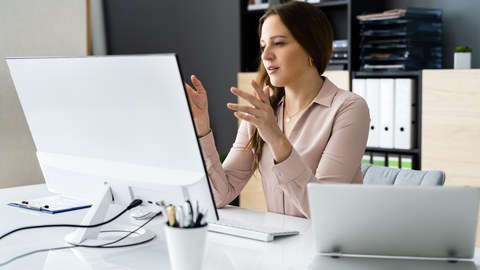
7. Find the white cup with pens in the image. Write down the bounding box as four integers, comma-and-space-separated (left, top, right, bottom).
164, 200, 208, 270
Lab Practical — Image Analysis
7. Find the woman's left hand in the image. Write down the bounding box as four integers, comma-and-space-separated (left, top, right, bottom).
227, 80, 292, 162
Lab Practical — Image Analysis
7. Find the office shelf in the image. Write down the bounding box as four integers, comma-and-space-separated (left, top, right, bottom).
239, 0, 385, 72
239, 0, 425, 170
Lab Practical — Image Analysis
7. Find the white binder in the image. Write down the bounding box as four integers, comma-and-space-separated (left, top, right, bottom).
365, 78, 381, 147
394, 78, 415, 149
379, 78, 395, 148
352, 78, 366, 99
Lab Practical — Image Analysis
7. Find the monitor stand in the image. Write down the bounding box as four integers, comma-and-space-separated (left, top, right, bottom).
65, 184, 155, 247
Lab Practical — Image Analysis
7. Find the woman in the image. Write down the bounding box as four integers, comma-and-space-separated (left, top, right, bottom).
185, 1, 370, 218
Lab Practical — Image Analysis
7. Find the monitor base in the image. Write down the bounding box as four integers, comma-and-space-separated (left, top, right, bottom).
65, 225, 155, 247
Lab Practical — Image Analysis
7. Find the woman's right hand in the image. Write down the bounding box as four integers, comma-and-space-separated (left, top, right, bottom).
185, 75, 211, 137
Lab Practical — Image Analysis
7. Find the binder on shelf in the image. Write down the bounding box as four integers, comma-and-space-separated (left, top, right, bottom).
394, 78, 415, 149
365, 78, 381, 147
379, 78, 395, 148
352, 78, 366, 99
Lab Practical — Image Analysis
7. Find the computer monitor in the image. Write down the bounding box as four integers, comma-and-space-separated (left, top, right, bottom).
6, 54, 218, 246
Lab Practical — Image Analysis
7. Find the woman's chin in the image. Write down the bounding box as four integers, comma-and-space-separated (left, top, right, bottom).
268, 77, 284, 88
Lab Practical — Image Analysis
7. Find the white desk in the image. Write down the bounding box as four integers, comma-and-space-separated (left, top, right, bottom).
1, 184, 479, 270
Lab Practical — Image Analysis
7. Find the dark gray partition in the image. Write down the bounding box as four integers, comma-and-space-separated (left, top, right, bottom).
103, 0, 240, 156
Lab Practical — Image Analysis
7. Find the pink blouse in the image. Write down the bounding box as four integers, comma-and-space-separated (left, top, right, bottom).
199, 77, 370, 218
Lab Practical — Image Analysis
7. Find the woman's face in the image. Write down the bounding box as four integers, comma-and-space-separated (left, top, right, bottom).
260, 15, 310, 88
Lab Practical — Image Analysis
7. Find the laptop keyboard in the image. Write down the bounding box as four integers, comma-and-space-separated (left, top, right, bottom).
208, 218, 299, 242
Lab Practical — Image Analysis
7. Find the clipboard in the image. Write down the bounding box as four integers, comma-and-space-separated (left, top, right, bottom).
8, 195, 92, 214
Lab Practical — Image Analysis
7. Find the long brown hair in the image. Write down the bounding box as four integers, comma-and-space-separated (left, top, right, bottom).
245, 1, 333, 171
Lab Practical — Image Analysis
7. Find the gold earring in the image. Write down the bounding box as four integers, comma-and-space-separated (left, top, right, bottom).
309, 57, 314, 67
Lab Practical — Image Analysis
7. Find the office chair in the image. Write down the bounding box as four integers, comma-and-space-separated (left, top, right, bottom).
361, 164, 445, 186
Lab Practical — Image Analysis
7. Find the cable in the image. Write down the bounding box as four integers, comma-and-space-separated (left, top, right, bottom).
0, 209, 162, 267
0, 199, 143, 241
74, 210, 162, 248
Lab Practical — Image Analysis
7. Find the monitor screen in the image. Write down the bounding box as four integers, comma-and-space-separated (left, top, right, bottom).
7, 54, 218, 245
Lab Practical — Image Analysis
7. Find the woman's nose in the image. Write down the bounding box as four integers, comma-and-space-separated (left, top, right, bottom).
261, 46, 273, 61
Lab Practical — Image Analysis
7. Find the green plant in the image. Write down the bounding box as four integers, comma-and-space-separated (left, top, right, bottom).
455, 46, 472, 53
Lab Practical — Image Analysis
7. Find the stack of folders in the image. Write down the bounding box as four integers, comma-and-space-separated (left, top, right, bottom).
357, 7, 443, 71
352, 78, 416, 150
328, 40, 348, 70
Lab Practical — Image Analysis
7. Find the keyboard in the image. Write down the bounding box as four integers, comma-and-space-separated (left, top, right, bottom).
208, 218, 299, 242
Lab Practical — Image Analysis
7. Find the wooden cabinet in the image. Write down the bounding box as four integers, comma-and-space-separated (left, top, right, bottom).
422, 69, 480, 186
422, 69, 480, 246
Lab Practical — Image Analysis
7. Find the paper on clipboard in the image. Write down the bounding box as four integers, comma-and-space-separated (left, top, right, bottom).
8, 195, 92, 214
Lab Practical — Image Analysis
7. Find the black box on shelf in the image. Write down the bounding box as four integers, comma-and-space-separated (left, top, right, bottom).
357, 7, 443, 71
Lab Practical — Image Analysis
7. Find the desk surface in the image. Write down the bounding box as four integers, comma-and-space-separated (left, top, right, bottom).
0, 184, 479, 270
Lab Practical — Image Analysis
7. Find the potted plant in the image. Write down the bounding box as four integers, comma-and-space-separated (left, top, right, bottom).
454, 46, 472, 69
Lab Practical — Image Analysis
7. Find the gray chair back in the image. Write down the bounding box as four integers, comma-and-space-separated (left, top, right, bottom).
361, 164, 445, 186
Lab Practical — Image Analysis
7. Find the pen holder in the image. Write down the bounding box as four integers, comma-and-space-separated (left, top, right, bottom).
164, 222, 208, 270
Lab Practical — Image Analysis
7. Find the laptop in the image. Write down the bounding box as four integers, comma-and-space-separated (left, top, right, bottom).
307, 183, 480, 260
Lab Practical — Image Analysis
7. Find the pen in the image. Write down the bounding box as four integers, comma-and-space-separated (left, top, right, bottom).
166, 205, 177, 227
184, 200, 194, 227
176, 206, 185, 228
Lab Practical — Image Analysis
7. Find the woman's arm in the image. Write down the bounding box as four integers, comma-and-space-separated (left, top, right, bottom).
199, 122, 255, 207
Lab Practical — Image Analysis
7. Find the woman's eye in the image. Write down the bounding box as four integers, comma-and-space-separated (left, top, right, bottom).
260, 45, 266, 52
274, 42, 285, 46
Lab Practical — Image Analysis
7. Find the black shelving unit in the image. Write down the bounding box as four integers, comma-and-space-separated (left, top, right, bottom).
354, 70, 422, 170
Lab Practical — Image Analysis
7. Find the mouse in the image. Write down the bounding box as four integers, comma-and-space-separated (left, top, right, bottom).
130, 209, 157, 220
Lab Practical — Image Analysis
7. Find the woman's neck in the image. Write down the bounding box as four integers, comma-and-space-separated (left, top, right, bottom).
284, 75, 324, 113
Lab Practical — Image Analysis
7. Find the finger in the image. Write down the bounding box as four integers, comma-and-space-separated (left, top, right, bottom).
263, 85, 270, 99
227, 103, 263, 118
184, 82, 195, 93
233, 111, 260, 126
191, 75, 206, 94
184, 82, 201, 101
250, 80, 269, 103
231, 87, 265, 109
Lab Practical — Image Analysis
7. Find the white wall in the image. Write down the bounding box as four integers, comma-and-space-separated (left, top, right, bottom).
0, 0, 88, 188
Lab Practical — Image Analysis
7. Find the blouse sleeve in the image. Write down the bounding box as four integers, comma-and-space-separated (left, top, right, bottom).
198, 121, 254, 207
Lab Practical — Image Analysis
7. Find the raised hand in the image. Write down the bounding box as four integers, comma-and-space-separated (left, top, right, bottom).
185, 75, 211, 137
227, 80, 292, 162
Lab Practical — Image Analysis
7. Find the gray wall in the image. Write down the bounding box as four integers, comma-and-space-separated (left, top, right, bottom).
0, 0, 88, 188
103, 0, 240, 156
386, 0, 480, 68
